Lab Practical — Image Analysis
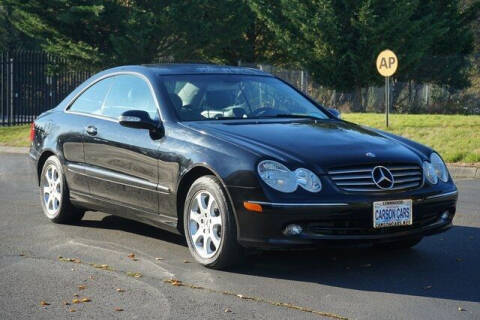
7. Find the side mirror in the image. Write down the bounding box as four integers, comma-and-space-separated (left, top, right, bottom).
119, 110, 162, 136
328, 108, 341, 119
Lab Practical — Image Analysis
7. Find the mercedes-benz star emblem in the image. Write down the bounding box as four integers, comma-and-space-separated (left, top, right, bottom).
371, 166, 394, 190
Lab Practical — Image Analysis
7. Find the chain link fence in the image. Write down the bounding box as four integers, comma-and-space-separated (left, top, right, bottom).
241, 63, 480, 115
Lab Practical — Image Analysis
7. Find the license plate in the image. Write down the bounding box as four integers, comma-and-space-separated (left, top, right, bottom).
373, 199, 412, 228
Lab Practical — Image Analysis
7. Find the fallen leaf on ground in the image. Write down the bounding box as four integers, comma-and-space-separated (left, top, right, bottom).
131, 258, 139, 261
115, 308, 124, 312
63, 301, 70, 306
58, 257, 81, 263
89, 276, 94, 280
78, 285, 86, 290
126, 272, 142, 278
164, 279, 183, 286
19, 253, 25, 257
80, 298, 91, 303
72, 299, 81, 304
127, 253, 135, 259
91, 264, 113, 271
40, 301, 50, 306
458, 307, 466, 312
116, 288, 125, 293
224, 308, 232, 313
155, 257, 163, 261
73, 294, 79, 297
69, 309, 76, 313
183, 260, 190, 263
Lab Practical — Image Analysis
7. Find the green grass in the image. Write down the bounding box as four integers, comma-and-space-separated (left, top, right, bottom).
342, 113, 480, 164
0, 114, 479, 164
0, 124, 31, 147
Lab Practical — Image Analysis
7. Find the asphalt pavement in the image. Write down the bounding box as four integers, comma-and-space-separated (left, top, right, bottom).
0, 152, 479, 319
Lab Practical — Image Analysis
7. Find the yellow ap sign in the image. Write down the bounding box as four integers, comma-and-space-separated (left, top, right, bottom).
376, 49, 398, 77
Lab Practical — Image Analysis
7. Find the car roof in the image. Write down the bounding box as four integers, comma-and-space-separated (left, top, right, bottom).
110, 63, 273, 76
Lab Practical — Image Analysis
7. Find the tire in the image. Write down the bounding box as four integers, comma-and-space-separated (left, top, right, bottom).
183, 175, 243, 268
39, 155, 85, 224
375, 237, 423, 250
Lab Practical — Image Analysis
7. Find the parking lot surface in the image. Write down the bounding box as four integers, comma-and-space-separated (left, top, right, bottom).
0, 153, 479, 319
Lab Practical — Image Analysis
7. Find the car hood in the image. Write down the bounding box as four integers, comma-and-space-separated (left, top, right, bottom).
184, 120, 423, 173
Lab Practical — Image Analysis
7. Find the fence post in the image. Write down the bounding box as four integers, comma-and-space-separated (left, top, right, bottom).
425, 84, 429, 108
9, 57, 14, 125
300, 70, 305, 93
0, 52, 3, 125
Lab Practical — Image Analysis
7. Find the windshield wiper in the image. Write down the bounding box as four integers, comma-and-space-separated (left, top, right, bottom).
251, 114, 325, 120
212, 114, 326, 121
214, 116, 245, 120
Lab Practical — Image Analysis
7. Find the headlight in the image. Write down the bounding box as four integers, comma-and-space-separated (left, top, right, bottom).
294, 168, 322, 192
257, 160, 298, 193
423, 161, 438, 185
430, 153, 449, 182
257, 160, 322, 193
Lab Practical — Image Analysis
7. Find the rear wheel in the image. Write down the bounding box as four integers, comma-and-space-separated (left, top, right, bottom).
375, 237, 423, 250
39, 155, 85, 223
184, 175, 243, 268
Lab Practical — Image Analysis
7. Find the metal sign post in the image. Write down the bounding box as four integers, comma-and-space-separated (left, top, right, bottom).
385, 76, 389, 127
376, 49, 398, 128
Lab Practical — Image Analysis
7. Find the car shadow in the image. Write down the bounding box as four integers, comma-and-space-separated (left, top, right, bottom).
75, 213, 479, 303
228, 225, 480, 303
77, 214, 187, 246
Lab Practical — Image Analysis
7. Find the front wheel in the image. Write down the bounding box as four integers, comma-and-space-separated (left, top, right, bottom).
39, 155, 85, 223
184, 175, 243, 268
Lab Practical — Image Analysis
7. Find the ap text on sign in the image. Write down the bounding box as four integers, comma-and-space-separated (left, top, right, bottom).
376, 49, 398, 77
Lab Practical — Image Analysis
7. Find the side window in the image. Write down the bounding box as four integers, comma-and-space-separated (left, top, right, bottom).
69, 78, 114, 114
101, 75, 158, 120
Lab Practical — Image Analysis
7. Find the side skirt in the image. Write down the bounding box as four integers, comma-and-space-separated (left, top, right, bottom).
70, 190, 181, 235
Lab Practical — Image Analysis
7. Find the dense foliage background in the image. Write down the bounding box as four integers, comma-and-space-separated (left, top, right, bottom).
1, 0, 479, 114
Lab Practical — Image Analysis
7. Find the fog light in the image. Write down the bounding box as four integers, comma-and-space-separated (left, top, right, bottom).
441, 211, 449, 220
283, 224, 303, 236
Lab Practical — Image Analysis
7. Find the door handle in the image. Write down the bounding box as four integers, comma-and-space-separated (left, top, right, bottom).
86, 125, 97, 136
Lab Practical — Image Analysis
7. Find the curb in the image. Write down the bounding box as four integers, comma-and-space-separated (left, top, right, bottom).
0, 146, 478, 179
0, 146, 29, 154
446, 164, 480, 180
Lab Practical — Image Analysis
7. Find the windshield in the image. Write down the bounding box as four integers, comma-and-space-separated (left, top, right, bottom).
160, 75, 329, 121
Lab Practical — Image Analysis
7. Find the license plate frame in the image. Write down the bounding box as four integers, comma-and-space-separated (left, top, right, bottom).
373, 199, 413, 229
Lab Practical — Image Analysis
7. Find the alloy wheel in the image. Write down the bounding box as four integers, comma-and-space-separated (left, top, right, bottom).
42, 164, 62, 218
188, 191, 223, 259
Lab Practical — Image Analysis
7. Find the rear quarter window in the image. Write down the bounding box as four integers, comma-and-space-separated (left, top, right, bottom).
69, 77, 114, 114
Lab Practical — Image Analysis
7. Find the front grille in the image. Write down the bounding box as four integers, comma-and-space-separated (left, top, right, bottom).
328, 164, 423, 192
307, 212, 439, 236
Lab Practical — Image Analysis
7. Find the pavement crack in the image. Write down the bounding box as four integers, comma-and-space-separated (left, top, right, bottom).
163, 279, 349, 320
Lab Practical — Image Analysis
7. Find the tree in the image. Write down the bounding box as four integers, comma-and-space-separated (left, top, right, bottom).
250, 0, 480, 111
3, 0, 260, 67
0, 3, 37, 51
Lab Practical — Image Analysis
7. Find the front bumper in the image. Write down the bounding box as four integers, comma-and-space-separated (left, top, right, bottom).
229, 186, 458, 249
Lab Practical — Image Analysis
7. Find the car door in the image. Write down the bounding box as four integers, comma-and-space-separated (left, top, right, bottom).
82, 74, 163, 217
62, 76, 115, 197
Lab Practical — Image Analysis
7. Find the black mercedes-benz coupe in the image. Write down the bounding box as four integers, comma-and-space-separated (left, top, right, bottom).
29, 64, 458, 268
